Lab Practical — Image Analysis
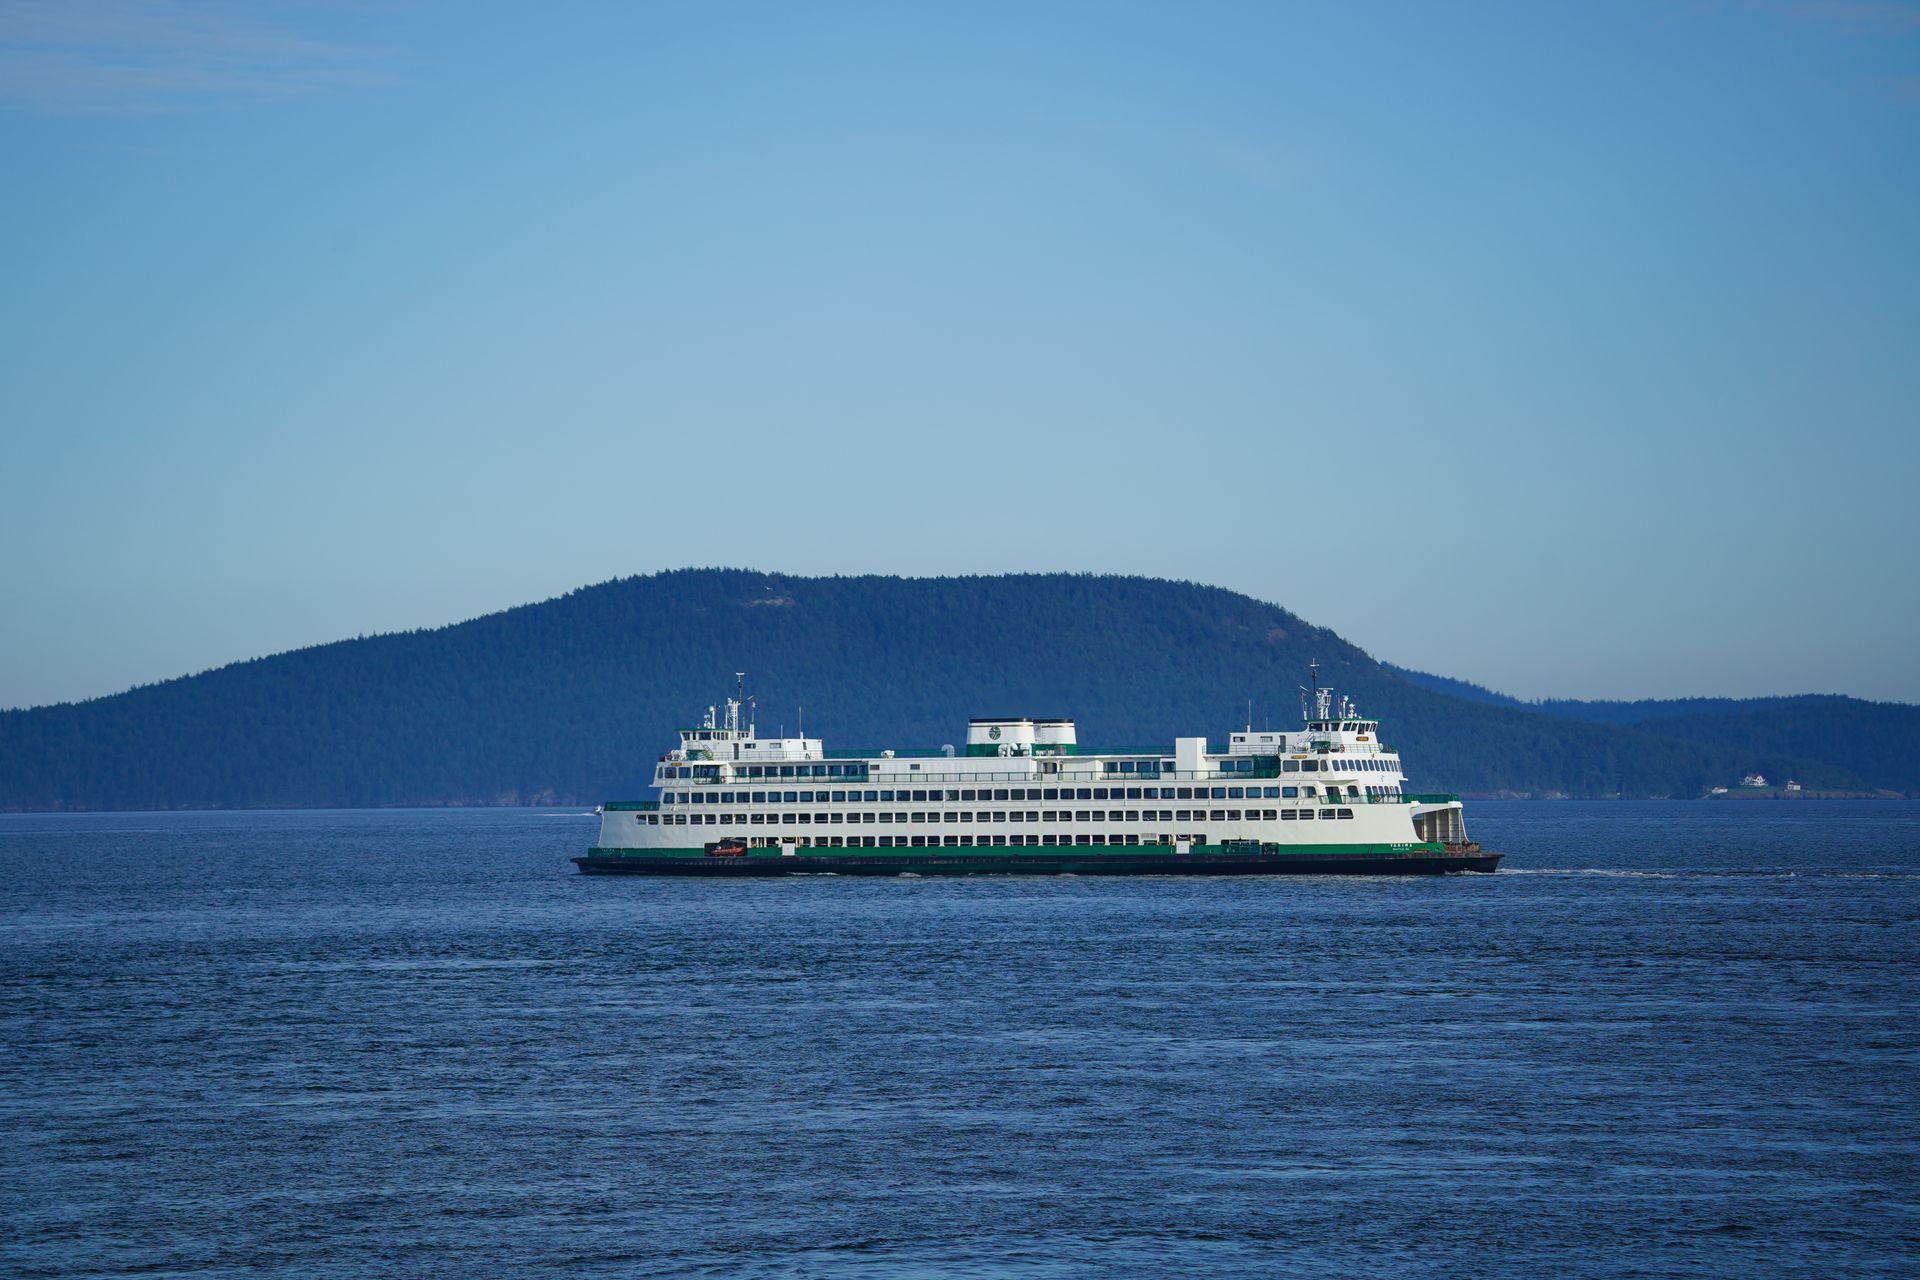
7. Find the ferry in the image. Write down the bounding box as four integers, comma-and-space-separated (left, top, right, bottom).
574, 666, 1499, 876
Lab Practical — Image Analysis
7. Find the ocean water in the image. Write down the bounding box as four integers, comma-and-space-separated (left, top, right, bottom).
2, 802, 1916, 1279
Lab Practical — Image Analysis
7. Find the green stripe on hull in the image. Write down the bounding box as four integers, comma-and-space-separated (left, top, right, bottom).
572, 840, 1498, 876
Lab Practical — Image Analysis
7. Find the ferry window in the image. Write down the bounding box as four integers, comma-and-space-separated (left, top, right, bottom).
959, 812, 973, 822
864, 790, 878, 801
962, 789, 977, 801
1162, 761, 1175, 772
1303, 785, 1317, 796
1119, 761, 1135, 773
1077, 788, 1093, 800
944, 813, 958, 824
1318, 809, 1335, 820
1339, 809, 1354, 819
1227, 787, 1244, 799
1210, 787, 1226, 799
994, 789, 1010, 801
1093, 787, 1109, 800
992, 811, 1007, 822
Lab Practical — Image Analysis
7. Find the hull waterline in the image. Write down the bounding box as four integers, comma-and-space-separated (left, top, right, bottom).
573, 843, 1501, 877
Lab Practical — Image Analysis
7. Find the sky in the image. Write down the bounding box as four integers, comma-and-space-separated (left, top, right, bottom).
2, 0, 1917, 710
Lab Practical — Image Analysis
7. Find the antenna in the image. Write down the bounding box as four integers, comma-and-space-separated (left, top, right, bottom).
1246, 699, 1252, 733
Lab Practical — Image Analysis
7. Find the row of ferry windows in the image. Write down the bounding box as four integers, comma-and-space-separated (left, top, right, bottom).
644, 809, 1357, 826
658, 758, 1398, 782
716, 826, 1357, 850
662, 763, 874, 781
657, 784, 1390, 805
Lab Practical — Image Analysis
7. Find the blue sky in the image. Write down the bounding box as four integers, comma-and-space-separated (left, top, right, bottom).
2, 0, 1916, 709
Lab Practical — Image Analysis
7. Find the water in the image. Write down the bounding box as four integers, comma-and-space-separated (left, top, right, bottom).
2, 802, 1916, 1278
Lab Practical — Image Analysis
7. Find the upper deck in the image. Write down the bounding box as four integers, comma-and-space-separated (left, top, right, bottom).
647, 679, 1407, 796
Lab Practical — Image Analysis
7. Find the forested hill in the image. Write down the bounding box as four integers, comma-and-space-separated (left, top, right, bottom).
1, 571, 1903, 810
